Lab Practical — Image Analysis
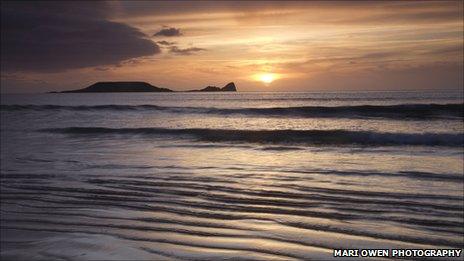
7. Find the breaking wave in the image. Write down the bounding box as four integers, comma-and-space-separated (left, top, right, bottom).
43, 127, 464, 147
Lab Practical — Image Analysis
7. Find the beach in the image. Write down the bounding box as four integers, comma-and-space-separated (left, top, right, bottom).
0, 91, 463, 260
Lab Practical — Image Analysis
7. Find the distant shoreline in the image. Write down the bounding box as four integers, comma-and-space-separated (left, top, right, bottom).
50, 81, 237, 93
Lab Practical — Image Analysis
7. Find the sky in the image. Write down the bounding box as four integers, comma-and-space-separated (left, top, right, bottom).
1, 1, 463, 93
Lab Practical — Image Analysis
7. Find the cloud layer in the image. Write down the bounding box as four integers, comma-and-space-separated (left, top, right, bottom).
1, 1, 462, 92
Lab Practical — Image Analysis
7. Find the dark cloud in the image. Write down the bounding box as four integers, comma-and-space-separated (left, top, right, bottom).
157, 40, 177, 46
153, 27, 182, 37
169, 46, 206, 55
1, 2, 160, 73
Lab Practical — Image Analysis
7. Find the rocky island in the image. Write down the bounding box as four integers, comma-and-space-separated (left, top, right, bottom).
56, 81, 237, 93
187, 82, 237, 92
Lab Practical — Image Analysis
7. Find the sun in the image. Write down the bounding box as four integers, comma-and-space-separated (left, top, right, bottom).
252, 73, 279, 84
259, 73, 275, 84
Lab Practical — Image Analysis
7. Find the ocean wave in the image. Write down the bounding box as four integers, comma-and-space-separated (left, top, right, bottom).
3, 103, 463, 119
43, 127, 464, 147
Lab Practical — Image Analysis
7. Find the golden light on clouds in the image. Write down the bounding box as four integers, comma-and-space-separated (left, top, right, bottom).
1, 1, 463, 93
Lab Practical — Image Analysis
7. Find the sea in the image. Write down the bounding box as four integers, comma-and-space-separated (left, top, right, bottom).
1, 90, 463, 260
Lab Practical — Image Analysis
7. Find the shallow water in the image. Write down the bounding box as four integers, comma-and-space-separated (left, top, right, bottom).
1, 91, 463, 260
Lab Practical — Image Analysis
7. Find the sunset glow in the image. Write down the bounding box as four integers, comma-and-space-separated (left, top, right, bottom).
1, 1, 463, 93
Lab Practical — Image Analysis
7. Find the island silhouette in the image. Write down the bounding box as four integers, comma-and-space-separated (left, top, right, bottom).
57, 82, 237, 93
